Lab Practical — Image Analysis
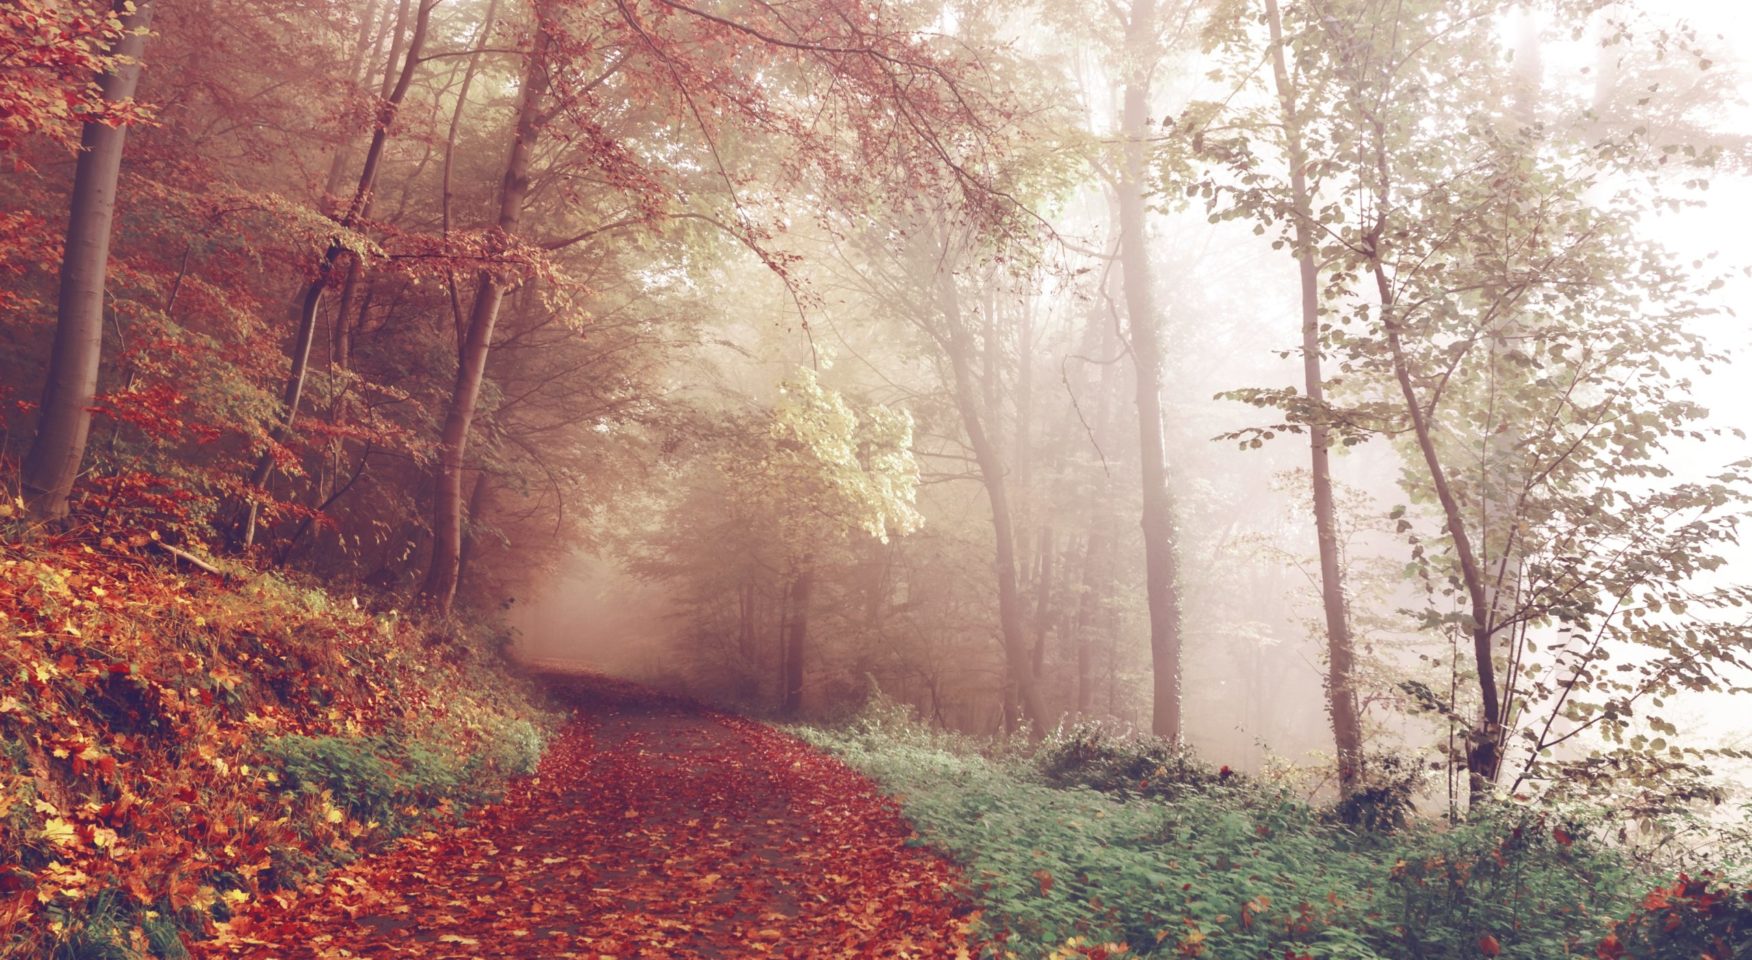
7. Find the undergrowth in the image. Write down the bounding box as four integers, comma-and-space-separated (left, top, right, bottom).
0, 529, 562, 958
798, 698, 1746, 959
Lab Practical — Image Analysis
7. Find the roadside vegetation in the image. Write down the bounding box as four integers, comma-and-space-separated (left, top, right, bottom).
801, 698, 1752, 959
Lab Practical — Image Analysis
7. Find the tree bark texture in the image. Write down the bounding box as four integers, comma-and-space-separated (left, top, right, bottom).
22, 0, 156, 520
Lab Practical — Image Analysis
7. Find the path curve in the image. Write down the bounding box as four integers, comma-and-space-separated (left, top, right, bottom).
196, 679, 978, 958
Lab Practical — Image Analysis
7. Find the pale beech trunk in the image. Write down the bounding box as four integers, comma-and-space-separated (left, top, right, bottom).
1031, 526, 1054, 678
936, 265, 1050, 737
422, 22, 550, 611
22, 0, 155, 520
1118, 0, 1184, 741
1073, 293, 1122, 718
1264, 0, 1364, 793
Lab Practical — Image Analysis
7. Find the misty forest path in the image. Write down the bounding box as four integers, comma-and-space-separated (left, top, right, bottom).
194, 678, 978, 959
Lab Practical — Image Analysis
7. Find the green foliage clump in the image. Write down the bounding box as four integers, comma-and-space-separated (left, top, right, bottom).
1038, 721, 1237, 802
262, 723, 539, 836
1323, 754, 1425, 834
802, 705, 1651, 959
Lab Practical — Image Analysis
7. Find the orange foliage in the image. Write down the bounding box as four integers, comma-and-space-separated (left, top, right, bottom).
0, 529, 547, 955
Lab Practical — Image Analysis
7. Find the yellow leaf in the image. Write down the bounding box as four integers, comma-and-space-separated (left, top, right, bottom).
42, 817, 78, 847
90, 826, 118, 852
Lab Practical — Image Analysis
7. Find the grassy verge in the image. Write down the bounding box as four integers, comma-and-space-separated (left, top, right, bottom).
0, 530, 562, 958
798, 700, 1748, 960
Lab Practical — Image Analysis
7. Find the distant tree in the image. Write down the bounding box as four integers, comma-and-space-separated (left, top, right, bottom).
740, 370, 922, 715
1089, 0, 1192, 742
626, 370, 920, 715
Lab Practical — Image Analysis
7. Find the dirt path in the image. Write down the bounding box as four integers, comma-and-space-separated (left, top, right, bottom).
195, 679, 978, 958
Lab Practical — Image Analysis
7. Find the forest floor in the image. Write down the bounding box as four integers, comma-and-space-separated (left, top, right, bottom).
192, 677, 980, 959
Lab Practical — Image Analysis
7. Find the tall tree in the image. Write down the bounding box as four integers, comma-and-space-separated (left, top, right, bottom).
1115, 0, 1185, 740
20, 0, 154, 520
933, 247, 1051, 735
1261, 0, 1363, 794
422, 10, 550, 610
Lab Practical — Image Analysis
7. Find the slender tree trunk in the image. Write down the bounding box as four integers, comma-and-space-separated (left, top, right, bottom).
782, 567, 813, 716
1073, 284, 1122, 719
233, 0, 435, 549
422, 22, 551, 611
1355, 88, 1502, 801
322, 0, 388, 200
441, 0, 500, 341
1372, 257, 1502, 802
1117, 0, 1184, 741
936, 264, 1050, 737
739, 581, 757, 659
454, 470, 491, 596
1263, 0, 1364, 794
21, 0, 155, 520
1032, 526, 1054, 678
1073, 527, 1111, 715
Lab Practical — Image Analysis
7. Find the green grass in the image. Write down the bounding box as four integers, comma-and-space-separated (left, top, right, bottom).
798, 702, 1646, 959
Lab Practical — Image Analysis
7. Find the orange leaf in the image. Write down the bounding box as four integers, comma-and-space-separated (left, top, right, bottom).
1034, 868, 1054, 896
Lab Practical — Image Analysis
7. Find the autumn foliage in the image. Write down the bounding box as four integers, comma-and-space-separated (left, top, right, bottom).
191, 679, 981, 958
0, 529, 553, 957
1594, 872, 1752, 960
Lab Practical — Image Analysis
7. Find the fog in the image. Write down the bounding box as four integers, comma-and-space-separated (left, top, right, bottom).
501, 0, 1752, 824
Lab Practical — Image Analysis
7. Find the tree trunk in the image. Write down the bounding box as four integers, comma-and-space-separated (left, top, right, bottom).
1372, 258, 1502, 803
935, 264, 1050, 737
782, 567, 813, 716
21, 0, 155, 520
422, 22, 551, 611
454, 470, 491, 597
1032, 526, 1054, 679
1118, 0, 1184, 741
1073, 527, 1111, 716
321, 0, 388, 200
739, 581, 757, 660
233, 0, 434, 549
1263, 0, 1364, 794
1356, 83, 1502, 801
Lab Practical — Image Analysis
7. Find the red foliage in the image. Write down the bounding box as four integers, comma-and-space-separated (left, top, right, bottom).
0, 0, 149, 158
1596, 872, 1752, 960
0, 532, 537, 956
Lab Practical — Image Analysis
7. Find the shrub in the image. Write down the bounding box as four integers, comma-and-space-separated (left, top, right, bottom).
1037, 721, 1234, 802
802, 704, 1649, 959
1596, 872, 1752, 959
262, 733, 487, 835
1324, 754, 1425, 834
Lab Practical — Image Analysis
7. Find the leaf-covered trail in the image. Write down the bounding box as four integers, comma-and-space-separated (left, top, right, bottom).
195, 680, 978, 958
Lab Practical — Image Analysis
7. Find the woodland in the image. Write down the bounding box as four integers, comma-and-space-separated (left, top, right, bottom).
2, 0, 1751, 957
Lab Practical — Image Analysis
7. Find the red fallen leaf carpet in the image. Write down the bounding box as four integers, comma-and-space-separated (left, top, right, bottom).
193, 679, 979, 958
